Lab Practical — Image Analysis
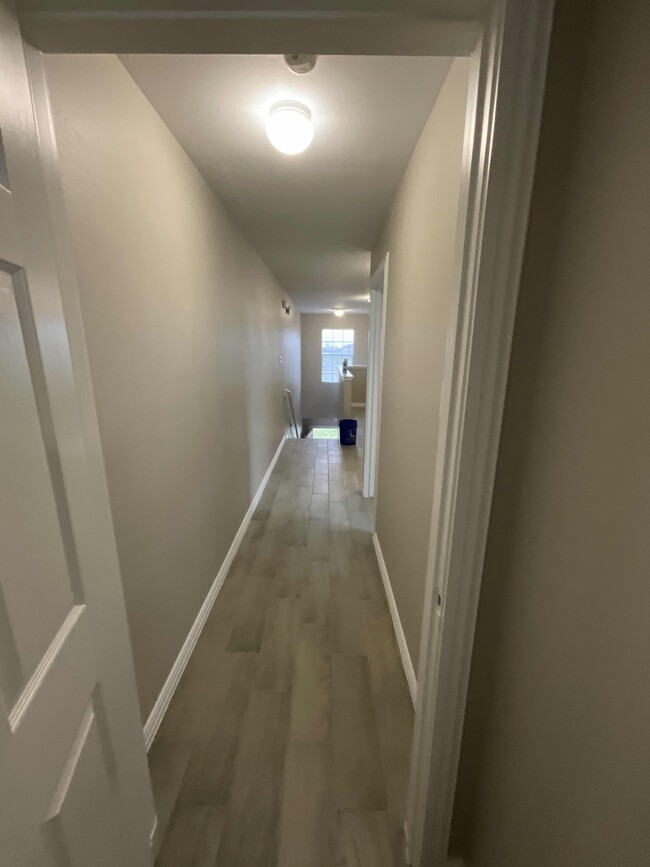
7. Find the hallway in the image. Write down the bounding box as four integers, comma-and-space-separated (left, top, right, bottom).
149, 435, 414, 866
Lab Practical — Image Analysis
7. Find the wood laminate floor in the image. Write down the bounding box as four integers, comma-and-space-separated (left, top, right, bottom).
150, 434, 414, 866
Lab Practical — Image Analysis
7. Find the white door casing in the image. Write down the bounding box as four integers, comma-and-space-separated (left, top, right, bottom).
0, 3, 156, 864
362, 253, 389, 500
406, 0, 555, 864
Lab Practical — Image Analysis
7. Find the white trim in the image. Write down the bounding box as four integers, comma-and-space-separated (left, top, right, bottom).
363, 255, 389, 499
9, 605, 84, 732
406, 1, 554, 865
148, 815, 158, 848
404, 822, 411, 865
351, 402, 366, 408
372, 533, 417, 706
143, 435, 286, 750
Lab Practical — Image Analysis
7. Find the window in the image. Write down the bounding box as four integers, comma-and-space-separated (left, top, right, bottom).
321, 329, 354, 383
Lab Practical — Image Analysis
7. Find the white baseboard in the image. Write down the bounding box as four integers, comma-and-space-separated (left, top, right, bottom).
372, 532, 417, 707
143, 435, 287, 750
403, 821, 411, 866
148, 815, 158, 848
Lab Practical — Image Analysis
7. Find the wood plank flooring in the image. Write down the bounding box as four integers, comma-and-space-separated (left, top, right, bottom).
150, 435, 414, 866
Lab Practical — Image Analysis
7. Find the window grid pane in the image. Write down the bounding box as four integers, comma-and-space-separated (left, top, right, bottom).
321, 329, 355, 383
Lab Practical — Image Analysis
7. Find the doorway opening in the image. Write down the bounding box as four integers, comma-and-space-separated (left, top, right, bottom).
3, 0, 554, 863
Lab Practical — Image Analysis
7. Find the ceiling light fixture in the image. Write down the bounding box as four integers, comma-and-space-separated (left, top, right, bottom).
284, 53, 318, 75
333, 309, 346, 317
266, 101, 314, 155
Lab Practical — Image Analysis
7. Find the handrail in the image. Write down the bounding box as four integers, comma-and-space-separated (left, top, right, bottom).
284, 388, 300, 439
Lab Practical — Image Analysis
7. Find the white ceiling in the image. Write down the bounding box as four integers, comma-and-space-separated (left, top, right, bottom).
121, 53, 452, 312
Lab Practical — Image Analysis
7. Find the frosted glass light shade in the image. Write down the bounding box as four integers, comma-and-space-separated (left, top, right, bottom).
266, 101, 314, 155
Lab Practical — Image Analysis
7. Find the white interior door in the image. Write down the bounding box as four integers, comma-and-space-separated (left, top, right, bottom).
0, 2, 156, 864
363, 254, 389, 499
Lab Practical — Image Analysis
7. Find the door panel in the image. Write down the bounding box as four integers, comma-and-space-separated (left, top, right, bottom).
0, 1, 156, 863
0, 266, 76, 694
43, 702, 123, 867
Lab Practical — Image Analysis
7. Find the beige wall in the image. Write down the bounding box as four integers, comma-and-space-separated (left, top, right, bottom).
451, 2, 650, 864
45, 54, 301, 721
348, 365, 367, 405
301, 313, 369, 420
371, 58, 470, 666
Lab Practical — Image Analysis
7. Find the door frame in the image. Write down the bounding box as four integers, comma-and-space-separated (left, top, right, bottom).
362, 253, 389, 500
405, 0, 554, 864
19, 0, 555, 861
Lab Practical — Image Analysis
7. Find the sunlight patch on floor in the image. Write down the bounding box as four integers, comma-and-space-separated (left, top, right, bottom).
311, 427, 339, 440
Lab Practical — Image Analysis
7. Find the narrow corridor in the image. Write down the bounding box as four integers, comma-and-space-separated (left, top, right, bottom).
149, 434, 414, 866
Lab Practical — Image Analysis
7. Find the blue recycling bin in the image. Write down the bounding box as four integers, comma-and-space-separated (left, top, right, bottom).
339, 418, 358, 446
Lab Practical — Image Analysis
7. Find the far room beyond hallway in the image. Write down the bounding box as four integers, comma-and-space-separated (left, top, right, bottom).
300, 312, 369, 436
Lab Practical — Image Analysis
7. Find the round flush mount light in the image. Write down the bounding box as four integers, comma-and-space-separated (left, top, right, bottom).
266, 101, 314, 155
333, 309, 346, 317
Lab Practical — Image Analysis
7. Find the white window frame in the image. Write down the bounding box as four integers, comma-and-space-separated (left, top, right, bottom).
321, 328, 354, 383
